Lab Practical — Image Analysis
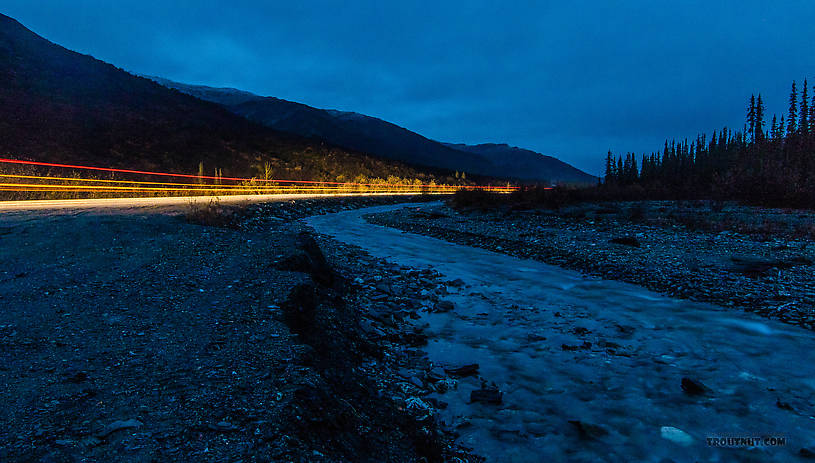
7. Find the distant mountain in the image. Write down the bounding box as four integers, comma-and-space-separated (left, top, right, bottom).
146, 76, 262, 107
0, 13, 427, 181
443, 143, 598, 184
148, 78, 594, 183
147, 77, 493, 175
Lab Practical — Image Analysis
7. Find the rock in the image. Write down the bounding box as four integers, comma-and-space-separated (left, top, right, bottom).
214, 421, 238, 431
561, 341, 592, 351
404, 397, 433, 421
444, 364, 479, 377
729, 255, 813, 278
470, 385, 502, 404
425, 397, 448, 409
776, 398, 793, 411
375, 283, 391, 294
448, 278, 466, 288
660, 426, 693, 446
610, 236, 641, 247
96, 419, 143, 438
680, 377, 710, 395
427, 367, 446, 381
62, 367, 88, 384
433, 301, 455, 312
800, 446, 815, 458
408, 376, 424, 388
569, 420, 609, 440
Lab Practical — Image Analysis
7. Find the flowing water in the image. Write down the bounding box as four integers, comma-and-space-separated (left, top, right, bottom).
307, 204, 815, 462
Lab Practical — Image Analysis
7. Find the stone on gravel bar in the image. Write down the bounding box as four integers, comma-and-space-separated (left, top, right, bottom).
408, 376, 424, 388
427, 367, 446, 381
433, 300, 455, 312
96, 419, 143, 438
660, 426, 693, 446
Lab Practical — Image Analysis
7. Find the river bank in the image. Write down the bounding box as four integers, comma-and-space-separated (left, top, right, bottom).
0, 195, 476, 462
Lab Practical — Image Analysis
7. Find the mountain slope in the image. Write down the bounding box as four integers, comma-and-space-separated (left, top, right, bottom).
443, 143, 597, 184
147, 77, 492, 174
0, 14, 427, 181
149, 78, 595, 183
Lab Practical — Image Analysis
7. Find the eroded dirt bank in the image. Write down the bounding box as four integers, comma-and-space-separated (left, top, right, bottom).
0, 196, 476, 462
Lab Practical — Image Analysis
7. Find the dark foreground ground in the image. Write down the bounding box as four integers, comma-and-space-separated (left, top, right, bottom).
0, 196, 479, 462
367, 200, 815, 331
3, 196, 814, 462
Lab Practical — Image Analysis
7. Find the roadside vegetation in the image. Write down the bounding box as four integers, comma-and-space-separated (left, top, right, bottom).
0, 159, 484, 201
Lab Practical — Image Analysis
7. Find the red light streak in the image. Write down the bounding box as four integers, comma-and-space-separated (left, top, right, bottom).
0, 158, 518, 190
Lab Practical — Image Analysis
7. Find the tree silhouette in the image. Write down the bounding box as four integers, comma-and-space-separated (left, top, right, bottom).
596, 77, 815, 207
800, 79, 809, 136
788, 81, 798, 135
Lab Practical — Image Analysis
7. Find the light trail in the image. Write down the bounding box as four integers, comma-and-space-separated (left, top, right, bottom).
0, 192, 441, 211
0, 182, 450, 193
0, 173, 386, 189
0, 158, 518, 190
0, 173, 500, 191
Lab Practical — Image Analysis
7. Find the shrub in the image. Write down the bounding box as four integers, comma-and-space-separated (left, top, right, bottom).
185, 198, 238, 228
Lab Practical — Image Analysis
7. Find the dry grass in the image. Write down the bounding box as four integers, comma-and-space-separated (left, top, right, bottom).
184, 198, 241, 228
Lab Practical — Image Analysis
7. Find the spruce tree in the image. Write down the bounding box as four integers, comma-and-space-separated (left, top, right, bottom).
800, 79, 809, 136
788, 81, 798, 135
755, 94, 765, 142
811, 81, 815, 137
778, 116, 784, 140
747, 95, 756, 141
604, 150, 615, 184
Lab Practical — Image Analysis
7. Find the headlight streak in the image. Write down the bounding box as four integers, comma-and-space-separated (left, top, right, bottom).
0, 158, 519, 190
0, 157, 520, 202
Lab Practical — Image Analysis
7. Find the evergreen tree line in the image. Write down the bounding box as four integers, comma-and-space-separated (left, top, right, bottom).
602, 78, 815, 207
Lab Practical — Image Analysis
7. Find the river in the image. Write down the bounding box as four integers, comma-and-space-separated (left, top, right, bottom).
307, 203, 815, 462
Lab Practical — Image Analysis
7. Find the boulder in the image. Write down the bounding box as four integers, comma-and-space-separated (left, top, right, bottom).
680, 377, 710, 395
470, 385, 502, 404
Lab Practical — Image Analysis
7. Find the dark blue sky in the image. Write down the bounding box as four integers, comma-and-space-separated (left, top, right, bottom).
4, 1, 814, 174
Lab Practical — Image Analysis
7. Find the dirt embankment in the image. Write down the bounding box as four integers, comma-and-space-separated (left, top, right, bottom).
365, 200, 815, 331
0, 196, 475, 462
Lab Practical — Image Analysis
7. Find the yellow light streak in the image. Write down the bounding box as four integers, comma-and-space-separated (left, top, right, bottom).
0, 173, 468, 190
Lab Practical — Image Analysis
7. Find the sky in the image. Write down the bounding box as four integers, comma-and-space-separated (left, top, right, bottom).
4, 1, 814, 175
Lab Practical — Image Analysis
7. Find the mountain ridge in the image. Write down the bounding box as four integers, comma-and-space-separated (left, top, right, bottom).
147, 77, 596, 184
442, 142, 597, 184
0, 13, 434, 182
